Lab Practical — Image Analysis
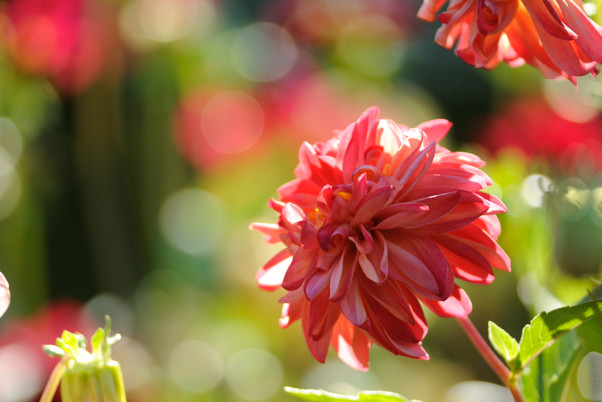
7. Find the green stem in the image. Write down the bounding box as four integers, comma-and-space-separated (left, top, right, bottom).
40, 358, 68, 402
456, 316, 525, 402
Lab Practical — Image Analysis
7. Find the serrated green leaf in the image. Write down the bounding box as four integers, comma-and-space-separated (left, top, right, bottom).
488, 321, 519, 365
515, 300, 602, 375
519, 329, 583, 402
284, 387, 421, 402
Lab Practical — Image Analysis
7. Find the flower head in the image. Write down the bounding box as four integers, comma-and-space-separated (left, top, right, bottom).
251, 107, 510, 370
418, 0, 602, 82
42, 316, 126, 402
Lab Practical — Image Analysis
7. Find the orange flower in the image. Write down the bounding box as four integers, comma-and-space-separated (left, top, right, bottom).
418, 0, 602, 82
251, 108, 510, 370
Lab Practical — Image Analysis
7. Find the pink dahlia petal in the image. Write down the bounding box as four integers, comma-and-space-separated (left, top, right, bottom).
304, 268, 332, 300
308, 292, 340, 340
0, 273, 9, 318
520, 0, 577, 40
435, 234, 496, 283
256, 249, 292, 290
362, 280, 415, 324
248, 222, 285, 244
252, 107, 509, 369
329, 248, 357, 302
396, 192, 461, 229
358, 231, 389, 284
373, 201, 430, 230
351, 185, 395, 226
415, 119, 453, 143
557, 0, 602, 63
447, 224, 512, 272
421, 285, 473, 318
332, 317, 371, 371
419, 0, 602, 80
340, 279, 368, 326
283, 247, 315, 291
302, 304, 333, 363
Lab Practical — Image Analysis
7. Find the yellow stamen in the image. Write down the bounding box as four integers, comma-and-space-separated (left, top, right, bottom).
336, 191, 352, 201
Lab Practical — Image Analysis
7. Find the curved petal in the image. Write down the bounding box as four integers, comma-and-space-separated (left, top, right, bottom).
256, 249, 292, 290
0, 272, 9, 318
416, 119, 453, 143
421, 285, 473, 318
330, 248, 357, 301
340, 279, 368, 326
520, 0, 577, 40
556, 0, 602, 63
283, 247, 315, 291
332, 317, 371, 371
249, 222, 285, 244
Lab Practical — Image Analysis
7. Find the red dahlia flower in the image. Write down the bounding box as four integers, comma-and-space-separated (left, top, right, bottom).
418, 0, 602, 82
251, 107, 510, 370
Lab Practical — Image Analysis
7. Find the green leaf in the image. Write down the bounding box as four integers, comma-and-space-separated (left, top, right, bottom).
515, 299, 602, 374
519, 329, 583, 402
284, 387, 421, 402
488, 321, 519, 365
576, 315, 602, 354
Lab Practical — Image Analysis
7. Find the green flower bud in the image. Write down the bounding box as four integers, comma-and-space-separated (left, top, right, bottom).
41, 316, 127, 402
60, 359, 126, 402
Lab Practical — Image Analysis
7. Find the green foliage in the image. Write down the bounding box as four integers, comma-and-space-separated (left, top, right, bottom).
489, 299, 602, 401
520, 330, 583, 402
576, 316, 602, 354
515, 300, 602, 374
284, 387, 420, 402
488, 321, 520, 364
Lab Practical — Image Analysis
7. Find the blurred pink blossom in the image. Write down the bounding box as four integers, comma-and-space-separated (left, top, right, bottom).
1, 0, 117, 93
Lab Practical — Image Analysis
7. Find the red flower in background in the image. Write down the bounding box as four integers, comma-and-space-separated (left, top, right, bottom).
252, 107, 510, 370
479, 98, 602, 174
1, 0, 115, 93
0, 300, 98, 400
418, 0, 602, 82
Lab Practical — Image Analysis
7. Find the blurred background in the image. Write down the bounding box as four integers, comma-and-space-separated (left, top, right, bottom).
0, 0, 600, 401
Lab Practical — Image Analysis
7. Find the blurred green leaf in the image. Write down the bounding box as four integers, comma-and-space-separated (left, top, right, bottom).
284, 387, 420, 402
515, 300, 602, 374
488, 321, 520, 366
576, 316, 602, 354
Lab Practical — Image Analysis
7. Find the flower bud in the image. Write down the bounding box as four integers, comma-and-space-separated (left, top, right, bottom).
42, 316, 127, 402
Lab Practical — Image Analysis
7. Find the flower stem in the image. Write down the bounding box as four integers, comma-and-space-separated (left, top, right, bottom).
456, 316, 524, 402
40, 358, 67, 402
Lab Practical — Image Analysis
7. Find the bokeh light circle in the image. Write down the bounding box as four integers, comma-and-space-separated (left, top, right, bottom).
201, 91, 264, 154
112, 337, 158, 399
85, 293, 135, 337
159, 188, 225, 255
169, 340, 224, 393
336, 15, 403, 77
232, 22, 298, 82
543, 78, 600, 123
139, 0, 199, 42
444, 381, 512, 402
225, 348, 283, 400
577, 352, 602, 400
0, 118, 22, 176
0, 344, 45, 401
521, 174, 552, 208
